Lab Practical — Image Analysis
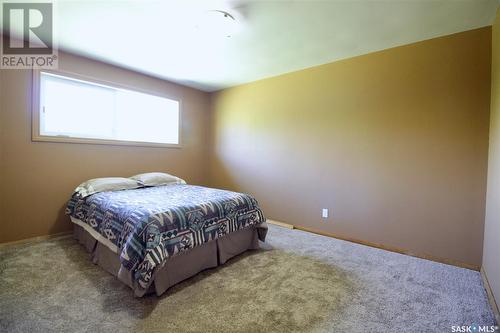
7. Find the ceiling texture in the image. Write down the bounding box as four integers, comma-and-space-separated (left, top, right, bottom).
7, 0, 500, 91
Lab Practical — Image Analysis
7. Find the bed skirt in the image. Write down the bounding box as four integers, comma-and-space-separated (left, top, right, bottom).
73, 223, 266, 297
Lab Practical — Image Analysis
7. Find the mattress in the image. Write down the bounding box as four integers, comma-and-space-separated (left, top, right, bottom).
66, 184, 267, 291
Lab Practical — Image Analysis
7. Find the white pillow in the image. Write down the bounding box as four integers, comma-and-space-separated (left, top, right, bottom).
130, 172, 186, 187
74, 177, 142, 198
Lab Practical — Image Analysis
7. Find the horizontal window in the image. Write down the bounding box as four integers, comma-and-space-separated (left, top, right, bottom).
35, 71, 180, 146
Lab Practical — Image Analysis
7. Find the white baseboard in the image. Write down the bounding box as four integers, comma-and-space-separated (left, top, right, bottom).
267, 219, 294, 229
481, 267, 500, 324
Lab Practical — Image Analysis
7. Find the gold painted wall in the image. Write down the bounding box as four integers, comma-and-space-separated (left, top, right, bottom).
0, 52, 211, 243
210, 27, 491, 266
483, 8, 500, 310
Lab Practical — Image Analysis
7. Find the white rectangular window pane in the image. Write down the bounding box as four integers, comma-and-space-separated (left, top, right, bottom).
41, 73, 115, 139
115, 90, 179, 144
39, 72, 180, 145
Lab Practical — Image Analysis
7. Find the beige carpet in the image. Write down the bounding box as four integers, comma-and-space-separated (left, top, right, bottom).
0, 225, 496, 332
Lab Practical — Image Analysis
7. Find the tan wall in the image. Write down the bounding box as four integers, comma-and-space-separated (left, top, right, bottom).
210, 27, 491, 267
483, 9, 500, 309
0, 52, 211, 243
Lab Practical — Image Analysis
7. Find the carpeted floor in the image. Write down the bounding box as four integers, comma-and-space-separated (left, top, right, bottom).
0, 224, 496, 333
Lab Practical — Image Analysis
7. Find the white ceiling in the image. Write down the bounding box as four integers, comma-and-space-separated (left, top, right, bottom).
14, 0, 500, 91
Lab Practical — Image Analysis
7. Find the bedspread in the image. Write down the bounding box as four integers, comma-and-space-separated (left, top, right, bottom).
66, 184, 266, 289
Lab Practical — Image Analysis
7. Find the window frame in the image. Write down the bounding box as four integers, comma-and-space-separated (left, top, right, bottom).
31, 69, 183, 148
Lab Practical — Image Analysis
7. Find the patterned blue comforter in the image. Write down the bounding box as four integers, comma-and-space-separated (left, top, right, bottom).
66, 184, 266, 289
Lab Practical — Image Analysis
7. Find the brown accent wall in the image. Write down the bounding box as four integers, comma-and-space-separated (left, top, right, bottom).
0, 52, 211, 243
209, 28, 491, 267
483, 8, 500, 309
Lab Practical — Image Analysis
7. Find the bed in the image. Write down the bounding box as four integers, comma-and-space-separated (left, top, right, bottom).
65, 174, 267, 297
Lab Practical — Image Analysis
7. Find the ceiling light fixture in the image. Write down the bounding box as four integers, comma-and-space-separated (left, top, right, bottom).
196, 10, 238, 38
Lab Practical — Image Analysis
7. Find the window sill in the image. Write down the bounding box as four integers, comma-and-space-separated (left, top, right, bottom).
32, 134, 182, 149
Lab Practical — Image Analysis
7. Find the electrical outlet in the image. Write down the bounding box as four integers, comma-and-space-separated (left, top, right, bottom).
322, 208, 329, 219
